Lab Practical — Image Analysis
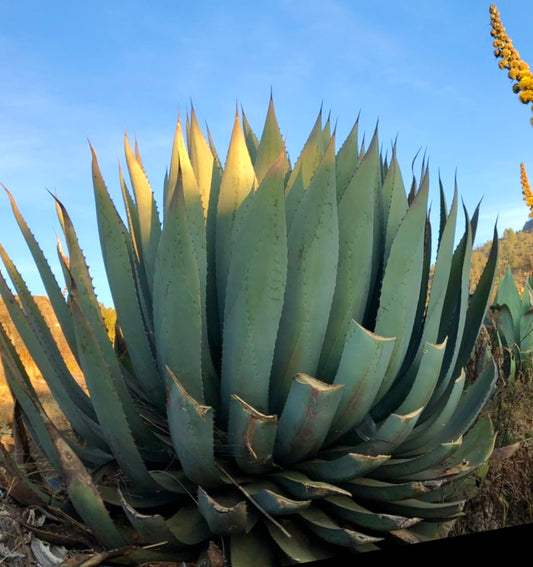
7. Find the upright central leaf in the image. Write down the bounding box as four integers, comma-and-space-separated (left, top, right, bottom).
270, 136, 339, 413
215, 111, 257, 322
221, 152, 288, 421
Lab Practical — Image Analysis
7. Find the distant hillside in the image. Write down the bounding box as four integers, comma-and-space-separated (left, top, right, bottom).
470, 221, 533, 293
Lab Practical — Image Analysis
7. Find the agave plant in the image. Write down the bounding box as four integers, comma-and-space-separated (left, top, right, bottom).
0, 98, 498, 565
489, 266, 533, 379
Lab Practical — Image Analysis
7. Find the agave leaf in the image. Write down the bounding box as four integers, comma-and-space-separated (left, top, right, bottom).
0, 440, 61, 507
372, 497, 464, 521
215, 109, 257, 320
230, 528, 275, 567
241, 107, 260, 164
322, 495, 421, 532
372, 339, 447, 420
273, 374, 343, 465
374, 189, 458, 421
187, 105, 217, 218
266, 519, 336, 563
55, 197, 156, 447
174, 119, 218, 403
164, 506, 211, 546
431, 353, 496, 447
371, 440, 462, 481
0, 257, 102, 447
284, 108, 325, 226
342, 477, 443, 502
253, 96, 290, 183
270, 136, 339, 412
270, 470, 352, 500
119, 490, 183, 548
430, 207, 474, 406
395, 371, 467, 456
0, 326, 62, 470
434, 415, 495, 478
298, 506, 383, 548
119, 167, 154, 330
123, 133, 161, 289
296, 452, 390, 483
326, 322, 395, 444
353, 408, 423, 457
452, 224, 498, 377
197, 487, 256, 535
221, 152, 288, 419
2, 186, 78, 358
334, 115, 359, 203
30, 398, 128, 549
166, 369, 221, 487
381, 144, 408, 259
227, 395, 278, 474
244, 481, 311, 516
318, 135, 380, 379
152, 179, 205, 404
91, 145, 164, 409
67, 282, 165, 491
373, 170, 429, 402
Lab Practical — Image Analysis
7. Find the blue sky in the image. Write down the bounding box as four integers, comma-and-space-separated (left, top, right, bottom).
1, 1, 532, 306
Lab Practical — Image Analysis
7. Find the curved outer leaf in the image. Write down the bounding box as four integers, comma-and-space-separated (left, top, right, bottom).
166, 370, 221, 487
0, 253, 101, 447
266, 519, 336, 564
343, 477, 442, 502
197, 488, 256, 535
245, 481, 311, 516
318, 136, 379, 379
296, 452, 390, 483
372, 188, 458, 421
369, 440, 462, 481
326, 321, 395, 444
270, 470, 351, 500
215, 110, 257, 321
373, 173, 429, 403
228, 395, 278, 474
221, 153, 288, 419
119, 491, 183, 548
153, 181, 205, 404
124, 133, 161, 290
273, 374, 343, 465
270, 136, 339, 413
68, 282, 165, 492
2, 186, 78, 359
373, 340, 447, 421
297, 506, 382, 548
452, 224, 498, 377
352, 408, 423, 457
395, 372, 467, 456
322, 495, 421, 532
91, 145, 164, 409
429, 209, 474, 408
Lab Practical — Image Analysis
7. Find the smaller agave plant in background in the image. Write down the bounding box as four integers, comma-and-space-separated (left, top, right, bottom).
0, 97, 498, 565
490, 266, 533, 381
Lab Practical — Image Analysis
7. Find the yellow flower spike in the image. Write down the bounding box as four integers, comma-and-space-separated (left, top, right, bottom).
490, 4, 533, 123
520, 162, 533, 217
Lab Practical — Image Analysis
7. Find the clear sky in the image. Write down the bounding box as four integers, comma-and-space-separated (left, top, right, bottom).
1, 1, 532, 306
